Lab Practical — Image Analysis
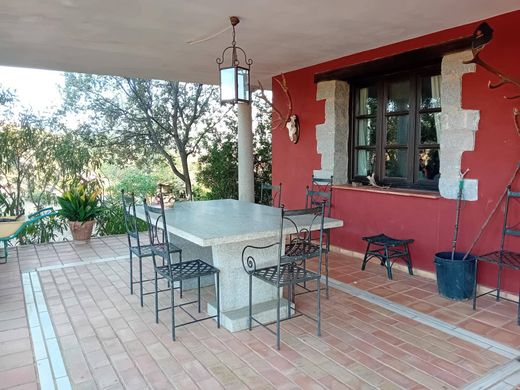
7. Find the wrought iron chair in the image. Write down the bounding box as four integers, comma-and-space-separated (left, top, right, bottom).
300, 176, 333, 297
242, 203, 325, 350
121, 190, 182, 306
260, 182, 282, 208
472, 185, 520, 324
143, 195, 220, 340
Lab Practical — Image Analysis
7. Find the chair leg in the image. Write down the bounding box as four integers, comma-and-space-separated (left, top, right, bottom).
325, 251, 329, 299
197, 275, 201, 313
497, 263, 503, 302
287, 284, 292, 319
179, 252, 183, 299
139, 257, 144, 307
216, 273, 220, 329
516, 287, 520, 325
276, 289, 281, 350
384, 246, 393, 280
154, 270, 159, 324
405, 244, 413, 276
472, 260, 479, 310
248, 274, 252, 331
171, 279, 176, 341
302, 260, 307, 290
361, 243, 371, 271
129, 251, 133, 294
317, 277, 321, 337
0, 241, 7, 264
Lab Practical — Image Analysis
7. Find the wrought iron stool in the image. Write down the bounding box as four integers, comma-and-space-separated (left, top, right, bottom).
361, 234, 414, 279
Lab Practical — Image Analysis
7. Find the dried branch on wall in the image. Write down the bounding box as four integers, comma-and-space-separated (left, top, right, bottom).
464, 22, 520, 136
258, 74, 300, 144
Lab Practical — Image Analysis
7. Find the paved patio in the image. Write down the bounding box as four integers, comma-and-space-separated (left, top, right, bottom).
1, 235, 519, 389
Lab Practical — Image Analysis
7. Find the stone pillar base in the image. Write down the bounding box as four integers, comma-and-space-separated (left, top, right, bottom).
208, 298, 295, 332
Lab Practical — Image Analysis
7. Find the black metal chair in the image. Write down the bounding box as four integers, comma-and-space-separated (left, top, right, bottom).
121, 190, 182, 306
143, 195, 220, 340
300, 176, 333, 297
472, 186, 519, 324
242, 203, 325, 350
260, 182, 282, 208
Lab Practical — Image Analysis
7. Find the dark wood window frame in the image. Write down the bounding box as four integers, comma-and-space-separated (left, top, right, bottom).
349, 64, 441, 190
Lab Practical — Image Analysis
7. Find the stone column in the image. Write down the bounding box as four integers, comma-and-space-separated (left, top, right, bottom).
237, 103, 255, 202
439, 50, 480, 201
315, 80, 350, 184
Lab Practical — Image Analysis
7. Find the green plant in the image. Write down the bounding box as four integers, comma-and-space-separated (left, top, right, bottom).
96, 196, 147, 236
17, 215, 68, 245
57, 184, 103, 222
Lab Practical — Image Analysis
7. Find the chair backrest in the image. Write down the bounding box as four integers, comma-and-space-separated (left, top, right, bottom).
278, 203, 326, 277
260, 182, 282, 208
305, 187, 332, 217
308, 175, 333, 217
143, 193, 172, 266
312, 175, 333, 189
501, 186, 520, 248
121, 191, 142, 248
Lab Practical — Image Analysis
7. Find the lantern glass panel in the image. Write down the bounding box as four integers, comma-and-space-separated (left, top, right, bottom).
237, 67, 249, 101
220, 67, 236, 101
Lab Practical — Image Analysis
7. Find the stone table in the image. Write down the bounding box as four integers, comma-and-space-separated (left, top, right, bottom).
136, 199, 343, 331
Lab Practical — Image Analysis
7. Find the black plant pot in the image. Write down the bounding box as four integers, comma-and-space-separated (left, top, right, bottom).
434, 252, 476, 300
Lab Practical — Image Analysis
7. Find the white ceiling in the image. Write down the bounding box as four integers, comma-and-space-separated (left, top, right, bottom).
0, 1, 518, 87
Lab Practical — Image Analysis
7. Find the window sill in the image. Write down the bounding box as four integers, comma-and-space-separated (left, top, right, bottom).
332, 184, 442, 199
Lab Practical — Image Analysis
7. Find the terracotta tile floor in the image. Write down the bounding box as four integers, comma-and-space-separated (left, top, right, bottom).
0, 236, 518, 389
312, 251, 520, 350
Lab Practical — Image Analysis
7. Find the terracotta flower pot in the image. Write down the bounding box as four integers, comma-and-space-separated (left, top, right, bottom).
69, 220, 95, 242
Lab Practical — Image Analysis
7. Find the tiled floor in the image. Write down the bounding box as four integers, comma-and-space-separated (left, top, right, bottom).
0, 236, 519, 389
319, 251, 520, 350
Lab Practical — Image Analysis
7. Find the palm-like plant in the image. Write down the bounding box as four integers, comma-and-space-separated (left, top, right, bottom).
57, 184, 103, 222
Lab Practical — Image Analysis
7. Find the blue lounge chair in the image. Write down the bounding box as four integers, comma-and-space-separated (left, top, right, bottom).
0, 207, 58, 263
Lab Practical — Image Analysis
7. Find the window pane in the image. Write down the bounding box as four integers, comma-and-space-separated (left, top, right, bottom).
421, 75, 441, 109
358, 85, 377, 115
386, 80, 410, 112
386, 115, 409, 145
420, 112, 441, 144
237, 67, 249, 101
220, 67, 236, 101
385, 149, 407, 178
418, 149, 440, 181
357, 118, 376, 146
356, 150, 375, 177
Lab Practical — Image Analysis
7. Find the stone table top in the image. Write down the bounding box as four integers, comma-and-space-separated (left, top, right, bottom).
135, 199, 343, 247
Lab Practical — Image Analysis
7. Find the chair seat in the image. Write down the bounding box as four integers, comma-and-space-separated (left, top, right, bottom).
477, 250, 520, 270
156, 259, 218, 282
132, 242, 181, 257
253, 263, 320, 286
362, 233, 414, 247
284, 241, 321, 261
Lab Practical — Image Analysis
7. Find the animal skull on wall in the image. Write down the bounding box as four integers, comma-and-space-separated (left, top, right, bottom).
258, 74, 300, 144
286, 114, 300, 144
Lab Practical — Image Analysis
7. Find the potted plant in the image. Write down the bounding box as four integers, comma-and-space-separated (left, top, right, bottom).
57, 184, 103, 242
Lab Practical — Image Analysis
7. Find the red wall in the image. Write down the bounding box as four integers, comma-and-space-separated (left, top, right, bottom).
272, 10, 520, 293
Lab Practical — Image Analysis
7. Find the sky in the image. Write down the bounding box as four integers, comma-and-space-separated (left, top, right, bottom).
0, 65, 65, 114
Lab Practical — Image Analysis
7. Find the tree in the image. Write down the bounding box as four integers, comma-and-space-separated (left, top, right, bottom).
197, 92, 272, 202
62, 74, 226, 199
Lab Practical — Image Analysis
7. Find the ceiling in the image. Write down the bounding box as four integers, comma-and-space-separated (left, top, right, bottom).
0, 1, 518, 87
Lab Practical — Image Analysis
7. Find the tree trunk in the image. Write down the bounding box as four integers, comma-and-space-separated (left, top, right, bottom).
180, 150, 192, 200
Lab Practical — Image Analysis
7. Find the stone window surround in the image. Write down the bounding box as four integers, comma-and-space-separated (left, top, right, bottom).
314, 49, 480, 201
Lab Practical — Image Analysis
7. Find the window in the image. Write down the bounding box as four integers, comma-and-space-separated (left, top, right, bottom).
350, 67, 441, 190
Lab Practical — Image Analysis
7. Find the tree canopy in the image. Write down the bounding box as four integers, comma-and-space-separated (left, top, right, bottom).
61, 74, 227, 199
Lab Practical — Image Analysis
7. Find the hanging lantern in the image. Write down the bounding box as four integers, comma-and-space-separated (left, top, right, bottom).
216, 16, 252, 105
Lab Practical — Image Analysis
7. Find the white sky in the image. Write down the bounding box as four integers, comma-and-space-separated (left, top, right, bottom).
0, 66, 65, 114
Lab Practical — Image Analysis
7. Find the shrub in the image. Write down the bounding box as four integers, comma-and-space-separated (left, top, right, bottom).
57, 184, 103, 222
